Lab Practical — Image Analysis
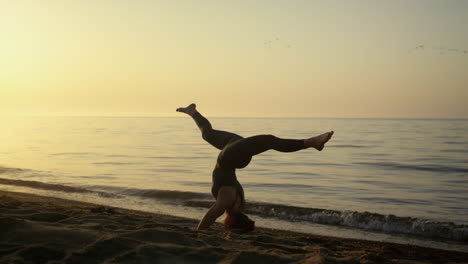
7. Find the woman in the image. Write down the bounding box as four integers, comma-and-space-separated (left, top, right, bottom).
176, 103, 333, 232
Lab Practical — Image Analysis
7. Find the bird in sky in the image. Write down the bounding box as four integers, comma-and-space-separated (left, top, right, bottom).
410, 44, 466, 55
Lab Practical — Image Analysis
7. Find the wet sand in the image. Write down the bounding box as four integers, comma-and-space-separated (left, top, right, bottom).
1, 190, 467, 264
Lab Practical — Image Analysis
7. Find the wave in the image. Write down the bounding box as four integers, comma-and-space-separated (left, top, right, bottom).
1, 171, 466, 242
444, 141, 464, 145
119, 188, 212, 200
93, 162, 147, 165
50, 152, 95, 156
356, 162, 468, 173
0, 166, 26, 175
331, 144, 367, 148
76, 185, 214, 201
0, 177, 116, 198
442, 149, 468, 154
184, 200, 468, 242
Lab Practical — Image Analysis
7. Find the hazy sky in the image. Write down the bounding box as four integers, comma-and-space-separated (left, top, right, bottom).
1, 0, 467, 118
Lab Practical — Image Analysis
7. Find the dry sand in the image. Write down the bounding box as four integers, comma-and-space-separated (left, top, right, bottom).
1, 190, 467, 264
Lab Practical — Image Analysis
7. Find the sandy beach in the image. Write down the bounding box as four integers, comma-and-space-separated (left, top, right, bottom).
0, 190, 466, 264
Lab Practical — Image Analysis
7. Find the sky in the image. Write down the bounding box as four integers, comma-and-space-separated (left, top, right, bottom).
0, 0, 467, 118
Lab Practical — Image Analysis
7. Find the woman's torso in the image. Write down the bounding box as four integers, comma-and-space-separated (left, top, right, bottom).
211, 166, 245, 206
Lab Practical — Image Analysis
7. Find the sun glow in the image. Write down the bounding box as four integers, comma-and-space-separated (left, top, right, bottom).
1, 1, 467, 118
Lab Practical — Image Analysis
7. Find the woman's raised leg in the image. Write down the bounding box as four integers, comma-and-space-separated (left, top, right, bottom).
176, 103, 243, 150
216, 132, 333, 169
225, 131, 334, 158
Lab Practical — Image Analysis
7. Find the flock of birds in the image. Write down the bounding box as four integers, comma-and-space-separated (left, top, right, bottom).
263, 37, 291, 49
409, 45, 467, 55
261, 38, 466, 57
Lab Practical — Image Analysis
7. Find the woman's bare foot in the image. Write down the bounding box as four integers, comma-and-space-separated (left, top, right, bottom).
305, 131, 334, 151
176, 103, 197, 116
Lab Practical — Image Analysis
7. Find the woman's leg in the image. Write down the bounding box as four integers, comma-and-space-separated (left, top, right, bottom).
227, 134, 306, 157
219, 132, 334, 168
177, 103, 243, 150
235, 131, 334, 156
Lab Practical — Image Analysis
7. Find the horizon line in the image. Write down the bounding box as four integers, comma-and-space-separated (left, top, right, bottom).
2, 113, 468, 120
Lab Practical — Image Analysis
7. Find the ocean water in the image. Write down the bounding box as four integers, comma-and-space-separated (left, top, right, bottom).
1, 116, 467, 251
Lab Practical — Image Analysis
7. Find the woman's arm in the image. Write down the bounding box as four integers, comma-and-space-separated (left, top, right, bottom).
197, 186, 236, 230
197, 201, 226, 230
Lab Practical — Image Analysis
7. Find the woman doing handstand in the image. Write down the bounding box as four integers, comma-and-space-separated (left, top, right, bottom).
177, 103, 334, 232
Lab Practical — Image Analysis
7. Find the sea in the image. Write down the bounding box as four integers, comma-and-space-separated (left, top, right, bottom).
1, 116, 467, 252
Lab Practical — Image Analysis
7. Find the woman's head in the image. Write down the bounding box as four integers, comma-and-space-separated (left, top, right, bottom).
224, 212, 255, 233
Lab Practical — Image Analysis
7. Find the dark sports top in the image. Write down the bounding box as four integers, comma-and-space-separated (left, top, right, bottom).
211, 167, 245, 207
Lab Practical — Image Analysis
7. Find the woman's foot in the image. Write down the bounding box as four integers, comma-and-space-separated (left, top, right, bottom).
305, 131, 334, 151
176, 103, 197, 116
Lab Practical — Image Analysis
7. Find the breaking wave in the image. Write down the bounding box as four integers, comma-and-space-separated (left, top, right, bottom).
184, 200, 468, 242
1, 165, 467, 242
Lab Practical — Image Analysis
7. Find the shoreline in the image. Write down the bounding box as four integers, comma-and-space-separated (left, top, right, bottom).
1, 190, 467, 263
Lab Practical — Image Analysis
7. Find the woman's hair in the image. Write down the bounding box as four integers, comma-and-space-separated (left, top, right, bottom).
224, 212, 255, 233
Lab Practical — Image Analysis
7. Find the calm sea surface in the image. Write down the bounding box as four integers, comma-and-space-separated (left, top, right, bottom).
1, 116, 467, 250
